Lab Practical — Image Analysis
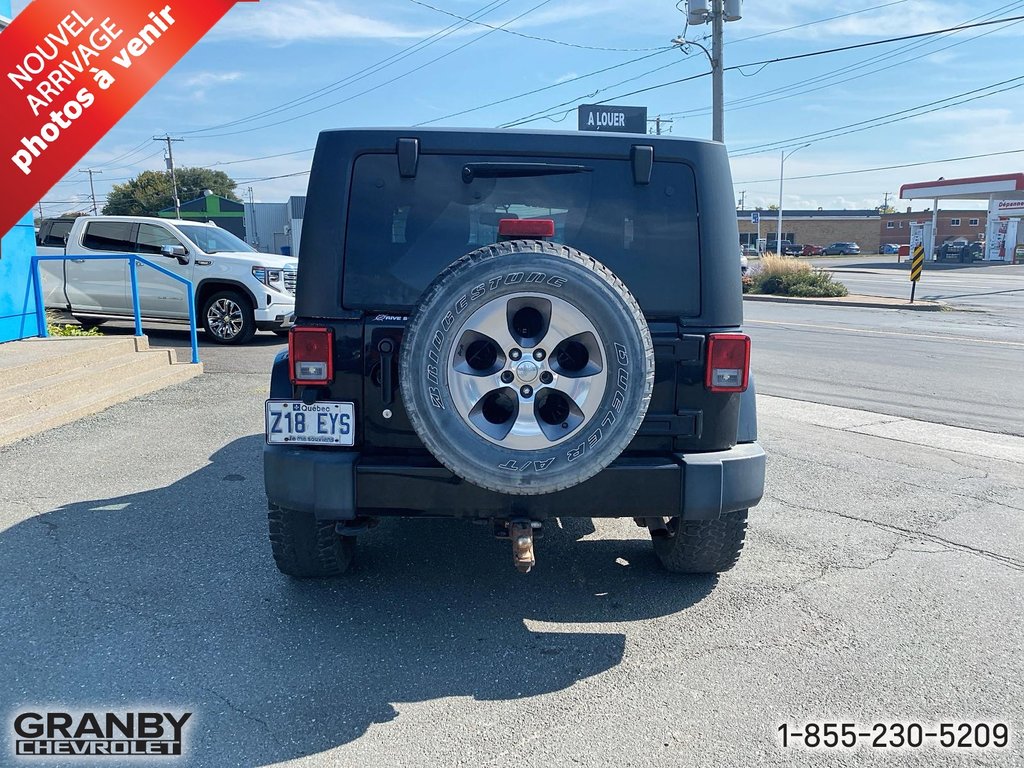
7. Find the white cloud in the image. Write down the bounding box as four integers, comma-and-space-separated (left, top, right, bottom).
552, 71, 579, 85
213, 1, 436, 43
184, 72, 244, 88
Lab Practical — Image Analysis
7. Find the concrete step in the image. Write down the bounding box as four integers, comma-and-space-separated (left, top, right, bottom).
0, 361, 203, 447
0, 336, 149, 388
0, 348, 175, 413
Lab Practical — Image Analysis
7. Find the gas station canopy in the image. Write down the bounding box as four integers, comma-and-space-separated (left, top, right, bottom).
900, 173, 1024, 201
899, 173, 1024, 263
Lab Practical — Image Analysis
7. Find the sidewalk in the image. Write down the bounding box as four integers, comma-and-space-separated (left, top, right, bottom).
743, 293, 946, 311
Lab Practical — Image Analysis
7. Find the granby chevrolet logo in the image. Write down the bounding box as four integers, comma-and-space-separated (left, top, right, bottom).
12, 711, 192, 758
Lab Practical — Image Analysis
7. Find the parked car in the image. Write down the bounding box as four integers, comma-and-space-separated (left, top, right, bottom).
801, 244, 823, 257
264, 127, 765, 576
765, 240, 803, 257
741, 252, 749, 275
822, 241, 861, 255
39, 216, 297, 344
878, 243, 899, 254
936, 238, 970, 261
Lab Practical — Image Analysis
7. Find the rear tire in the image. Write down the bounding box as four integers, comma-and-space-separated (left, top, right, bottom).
268, 504, 355, 578
652, 510, 748, 574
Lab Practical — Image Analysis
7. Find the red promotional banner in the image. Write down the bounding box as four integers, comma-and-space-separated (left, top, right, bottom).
0, 0, 257, 234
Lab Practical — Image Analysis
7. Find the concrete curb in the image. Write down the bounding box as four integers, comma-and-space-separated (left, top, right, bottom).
743, 293, 947, 311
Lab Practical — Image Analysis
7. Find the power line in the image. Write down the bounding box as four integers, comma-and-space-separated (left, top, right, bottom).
405, 0, 668, 51
419, 0, 904, 128
414, 48, 677, 126
661, 0, 1024, 119
189, 0, 557, 139
500, 14, 1024, 127
731, 147, 1024, 185
209, 148, 316, 167
180, 0, 520, 137
730, 75, 1024, 156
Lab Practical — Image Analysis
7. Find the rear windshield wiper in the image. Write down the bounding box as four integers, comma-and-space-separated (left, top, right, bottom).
462, 162, 593, 183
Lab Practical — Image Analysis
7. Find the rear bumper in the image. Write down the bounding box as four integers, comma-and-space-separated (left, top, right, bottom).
264, 443, 765, 522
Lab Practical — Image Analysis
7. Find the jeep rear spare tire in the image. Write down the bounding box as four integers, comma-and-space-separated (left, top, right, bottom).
400, 240, 654, 495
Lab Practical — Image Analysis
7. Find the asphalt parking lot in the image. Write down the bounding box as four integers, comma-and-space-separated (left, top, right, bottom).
2, 330, 1022, 766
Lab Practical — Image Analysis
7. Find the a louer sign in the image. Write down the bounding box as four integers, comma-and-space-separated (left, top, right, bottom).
577, 103, 647, 134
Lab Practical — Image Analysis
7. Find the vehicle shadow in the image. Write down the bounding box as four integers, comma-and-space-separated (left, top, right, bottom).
0, 435, 715, 766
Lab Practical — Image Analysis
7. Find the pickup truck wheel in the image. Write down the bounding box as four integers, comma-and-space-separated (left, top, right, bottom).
400, 239, 654, 496
651, 511, 748, 574
202, 290, 256, 345
268, 504, 355, 577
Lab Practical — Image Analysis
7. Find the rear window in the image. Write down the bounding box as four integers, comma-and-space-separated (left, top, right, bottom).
342, 153, 700, 316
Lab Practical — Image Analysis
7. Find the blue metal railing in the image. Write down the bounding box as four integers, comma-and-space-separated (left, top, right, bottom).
31, 254, 201, 365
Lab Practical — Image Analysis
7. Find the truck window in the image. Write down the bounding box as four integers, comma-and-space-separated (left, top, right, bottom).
82, 221, 136, 252
41, 219, 73, 247
136, 223, 185, 255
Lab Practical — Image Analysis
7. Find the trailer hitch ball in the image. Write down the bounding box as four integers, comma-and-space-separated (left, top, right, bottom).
509, 521, 536, 574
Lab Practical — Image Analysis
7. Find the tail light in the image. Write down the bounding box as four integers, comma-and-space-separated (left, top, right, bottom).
289, 326, 334, 385
498, 218, 555, 238
705, 333, 750, 392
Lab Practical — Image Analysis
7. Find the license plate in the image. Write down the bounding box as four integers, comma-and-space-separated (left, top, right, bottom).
265, 400, 354, 446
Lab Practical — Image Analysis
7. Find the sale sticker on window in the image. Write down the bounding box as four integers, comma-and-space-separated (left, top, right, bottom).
0, 0, 257, 234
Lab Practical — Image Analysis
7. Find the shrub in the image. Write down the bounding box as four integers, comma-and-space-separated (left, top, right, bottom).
748, 255, 848, 298
46, 311, 102, 337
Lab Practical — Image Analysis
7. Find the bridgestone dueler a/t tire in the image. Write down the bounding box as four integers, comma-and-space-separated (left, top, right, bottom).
399, 239, 654, 496
268, 504, 355, 578
652, 511, 749, 574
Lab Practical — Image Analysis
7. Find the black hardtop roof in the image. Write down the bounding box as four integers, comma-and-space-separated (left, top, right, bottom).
315, 126, 720, 160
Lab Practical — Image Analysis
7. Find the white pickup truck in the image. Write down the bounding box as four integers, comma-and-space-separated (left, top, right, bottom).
38, 216, 297, 344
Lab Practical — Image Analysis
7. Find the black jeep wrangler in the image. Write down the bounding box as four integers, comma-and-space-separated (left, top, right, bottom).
264, 128, 765, 575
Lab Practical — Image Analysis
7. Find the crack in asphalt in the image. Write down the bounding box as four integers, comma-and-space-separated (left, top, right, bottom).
766, 495, 1024, 573
782, 539, 905, 594
35, 517, 149, 614
201, 687, 278, 743
767, 447, 1024, 514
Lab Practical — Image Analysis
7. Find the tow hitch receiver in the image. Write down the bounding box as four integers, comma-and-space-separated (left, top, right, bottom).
494, 519, 542, 573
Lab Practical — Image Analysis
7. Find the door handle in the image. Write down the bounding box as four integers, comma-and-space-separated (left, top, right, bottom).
378, 339, 395, 405
71, 258, 85, 263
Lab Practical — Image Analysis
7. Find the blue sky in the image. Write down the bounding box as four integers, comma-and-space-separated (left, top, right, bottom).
23, 0, 1024, 216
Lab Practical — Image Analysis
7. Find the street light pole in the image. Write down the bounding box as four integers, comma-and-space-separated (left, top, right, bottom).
777, 143, 811, 256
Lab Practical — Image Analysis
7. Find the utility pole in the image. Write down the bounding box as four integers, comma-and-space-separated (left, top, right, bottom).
882, 191, 891, 211
648, 115, 674, 135
78, 168, 102, 214
678, 0, 741, 144
154, 135, 183, 218
711, 0, 724, 143
738, 190, 746, 210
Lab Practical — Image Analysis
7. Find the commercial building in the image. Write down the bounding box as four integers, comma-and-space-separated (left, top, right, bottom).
737, 209, 880, 252
243, 196, 305, 256
878, 208, 987, 248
